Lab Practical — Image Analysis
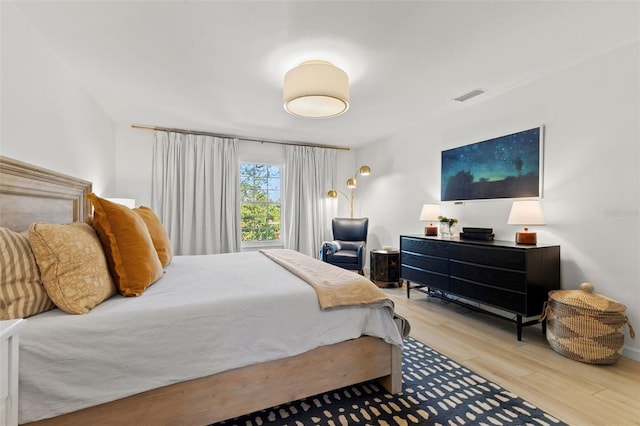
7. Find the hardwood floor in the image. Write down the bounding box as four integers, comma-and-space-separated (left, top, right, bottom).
384, 285, 640, 426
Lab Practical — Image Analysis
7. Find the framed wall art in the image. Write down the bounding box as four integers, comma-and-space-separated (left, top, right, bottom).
441, 126, 543, 201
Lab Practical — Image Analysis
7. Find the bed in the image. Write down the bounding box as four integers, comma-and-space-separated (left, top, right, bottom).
0, 156, 406, 426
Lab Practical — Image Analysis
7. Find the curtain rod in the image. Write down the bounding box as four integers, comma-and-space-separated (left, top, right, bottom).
131, 124, 350, 151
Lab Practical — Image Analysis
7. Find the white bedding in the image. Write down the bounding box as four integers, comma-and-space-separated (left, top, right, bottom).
19, 251, 403, 423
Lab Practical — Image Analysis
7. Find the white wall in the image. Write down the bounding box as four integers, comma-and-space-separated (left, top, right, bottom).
113, 124, 154, 204
0, 2, 115, 194
356, 42, 640, 360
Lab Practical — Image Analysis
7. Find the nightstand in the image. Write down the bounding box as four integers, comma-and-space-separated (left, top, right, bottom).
369, 249, 401, 287
1, 319, 24, 426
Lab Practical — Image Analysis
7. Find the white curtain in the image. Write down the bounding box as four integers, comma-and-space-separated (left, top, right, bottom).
283, 145, 336, 257
151, 131, 241, 255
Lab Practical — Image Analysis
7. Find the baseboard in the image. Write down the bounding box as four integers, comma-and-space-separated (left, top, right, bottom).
622, 345, 640, 362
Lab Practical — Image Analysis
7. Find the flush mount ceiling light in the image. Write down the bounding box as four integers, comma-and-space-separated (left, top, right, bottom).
283, 60, 349, 118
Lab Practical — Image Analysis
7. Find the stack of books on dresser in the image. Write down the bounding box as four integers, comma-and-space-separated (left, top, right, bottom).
460, 227, 495, 241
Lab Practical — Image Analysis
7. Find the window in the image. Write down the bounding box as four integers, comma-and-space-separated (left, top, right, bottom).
240, 163, 281, 244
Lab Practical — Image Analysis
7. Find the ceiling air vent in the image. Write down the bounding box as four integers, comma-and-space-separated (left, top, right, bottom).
454, 89, 486, 102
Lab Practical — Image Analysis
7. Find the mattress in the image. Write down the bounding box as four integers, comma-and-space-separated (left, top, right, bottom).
19, 251, 403, 423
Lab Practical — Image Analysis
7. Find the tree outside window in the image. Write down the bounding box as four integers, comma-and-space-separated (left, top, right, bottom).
241, 163, 281, 242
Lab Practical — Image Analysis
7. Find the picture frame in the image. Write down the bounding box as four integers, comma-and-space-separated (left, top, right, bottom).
441, 126, 544, 201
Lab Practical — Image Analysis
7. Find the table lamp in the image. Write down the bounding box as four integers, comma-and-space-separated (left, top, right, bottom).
419, 204, 440, 236
105, 198, 136, 208
507, 200, 545, 244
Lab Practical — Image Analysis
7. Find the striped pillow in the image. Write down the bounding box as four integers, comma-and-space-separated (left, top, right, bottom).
0, 227, 55, 320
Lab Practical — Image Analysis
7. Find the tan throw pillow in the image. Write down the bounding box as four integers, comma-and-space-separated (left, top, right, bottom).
133, 206, 173, 267
87, 193, 163, 296
28, 222, 116, 314
0, 228, 55, 319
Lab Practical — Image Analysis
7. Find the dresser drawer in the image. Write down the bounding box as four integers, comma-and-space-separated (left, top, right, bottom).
401, 237, 448, 257
401, 251, 448, 274
401, 265, 449, 291
450, 278, 526, 313
449, 244, 526, 270
450, 260, 526, 292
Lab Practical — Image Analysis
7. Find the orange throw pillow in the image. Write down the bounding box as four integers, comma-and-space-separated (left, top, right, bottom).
87, 194, 163, 296
133, 206, 173, 267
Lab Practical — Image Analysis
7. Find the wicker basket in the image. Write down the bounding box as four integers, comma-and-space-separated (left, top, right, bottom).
542, 282, 635, 364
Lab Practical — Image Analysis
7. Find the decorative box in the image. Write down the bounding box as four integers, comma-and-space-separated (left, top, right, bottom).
542, 282, 635, 364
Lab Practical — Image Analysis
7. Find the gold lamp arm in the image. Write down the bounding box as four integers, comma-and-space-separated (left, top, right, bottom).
327, 189, 355, 218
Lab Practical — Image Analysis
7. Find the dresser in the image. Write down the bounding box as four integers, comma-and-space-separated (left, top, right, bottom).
400, 235, 560, 340
1, 319, 24, 426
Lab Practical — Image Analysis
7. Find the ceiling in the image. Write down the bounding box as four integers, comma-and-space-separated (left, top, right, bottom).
12, 1, 639, 148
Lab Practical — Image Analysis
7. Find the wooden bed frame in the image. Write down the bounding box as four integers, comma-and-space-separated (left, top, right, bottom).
0, 156, 402, 426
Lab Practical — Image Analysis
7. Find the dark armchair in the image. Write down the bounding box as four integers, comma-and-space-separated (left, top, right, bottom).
320, 217, 369, 275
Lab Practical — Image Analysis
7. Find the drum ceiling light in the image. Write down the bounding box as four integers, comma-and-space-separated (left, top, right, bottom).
283, 60, 349, 118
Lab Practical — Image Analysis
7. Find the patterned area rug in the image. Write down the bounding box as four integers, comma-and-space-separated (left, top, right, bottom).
216, 337, 566, 426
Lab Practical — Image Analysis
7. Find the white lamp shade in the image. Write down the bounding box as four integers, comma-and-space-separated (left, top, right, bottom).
283, 60, 349, 118
419, 204, 440, 221
507, 200, 545, 225
106, 198, 136, 208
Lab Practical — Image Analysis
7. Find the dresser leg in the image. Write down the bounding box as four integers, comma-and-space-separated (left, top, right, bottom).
517, 315, 523, 341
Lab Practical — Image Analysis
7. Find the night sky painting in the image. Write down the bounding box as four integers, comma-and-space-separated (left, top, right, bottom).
441, 127, 542, 201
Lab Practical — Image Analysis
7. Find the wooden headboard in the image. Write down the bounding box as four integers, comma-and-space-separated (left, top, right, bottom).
0, 156, 92, 232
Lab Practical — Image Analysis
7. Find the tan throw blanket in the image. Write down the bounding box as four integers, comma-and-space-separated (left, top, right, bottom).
260, 248, 391, 310
260, 249, 410, 338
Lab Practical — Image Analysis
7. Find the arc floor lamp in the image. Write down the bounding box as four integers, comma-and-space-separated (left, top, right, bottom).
327, 165, 371, 218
